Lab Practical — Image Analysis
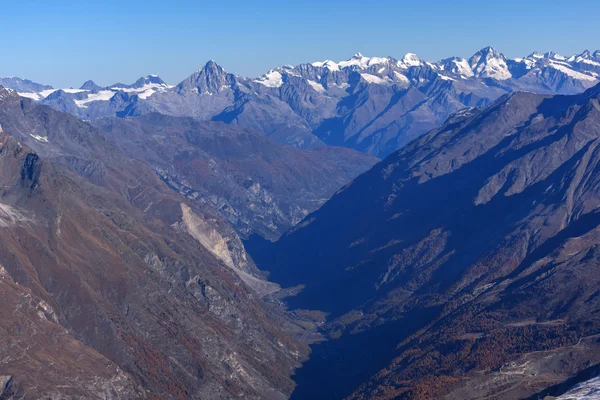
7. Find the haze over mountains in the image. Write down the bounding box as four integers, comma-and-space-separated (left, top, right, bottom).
4, 47, 600, 158
1, 44, 600, 400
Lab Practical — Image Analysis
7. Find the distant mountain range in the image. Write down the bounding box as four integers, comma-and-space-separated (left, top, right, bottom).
2, 45, 600, 400
3, 47, 599, 157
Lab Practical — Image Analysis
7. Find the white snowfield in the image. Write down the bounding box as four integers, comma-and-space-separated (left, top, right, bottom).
17, 78, 173, 105
254, 70, 283, 87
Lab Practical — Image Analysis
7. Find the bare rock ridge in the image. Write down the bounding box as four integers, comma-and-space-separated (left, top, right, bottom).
247, 83, 600, 399
0, 87, 307, 399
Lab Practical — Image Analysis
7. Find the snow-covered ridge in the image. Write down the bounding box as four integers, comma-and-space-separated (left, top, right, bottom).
254, 70, 283, 88
304, 47, 600, 84
6, 47, 600, 104
311, 52, 394, 71
16, 75, 173, 104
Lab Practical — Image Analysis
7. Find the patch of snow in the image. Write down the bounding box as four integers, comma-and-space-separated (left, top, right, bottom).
39, 89, 59, 98
338, 53, 388, 69
550, 62, 598, 82
74, 90, 116, 108
579, 58, 600, 67
254, 70, 283, 87
360, 74, 389, 84
401, 53, 423, 67
18, 92, 41, 101
62, 88, 87, 94
452, 58, 474, 77
438, 74, 456, 81
471, 55, 512, 80
110, 83, 172, 99
329, 82, 350, 90
29, 134, 49, 143
393, 71, 410, 83
307, 80, 325, 92
312, 60, 340, 71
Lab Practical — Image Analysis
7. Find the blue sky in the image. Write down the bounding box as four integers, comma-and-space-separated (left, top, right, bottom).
1, 0, 598, 88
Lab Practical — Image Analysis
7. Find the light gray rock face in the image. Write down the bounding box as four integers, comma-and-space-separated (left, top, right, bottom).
9, 46, 600, 157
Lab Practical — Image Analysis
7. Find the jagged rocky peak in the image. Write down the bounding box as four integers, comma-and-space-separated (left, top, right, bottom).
469, 45, 512, 79
178, 60, 235, 93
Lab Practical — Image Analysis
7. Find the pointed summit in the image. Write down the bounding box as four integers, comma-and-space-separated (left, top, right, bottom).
80, 80, 103, 91
476, 45, 503, 58
198, 60, 225, 74
469, 46, 511, 80
177, 60, 235, 94
401, 53, 423, 67
353, 52, 364, 58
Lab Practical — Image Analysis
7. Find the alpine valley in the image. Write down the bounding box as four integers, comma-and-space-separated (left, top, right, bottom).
0, 44, 600, 400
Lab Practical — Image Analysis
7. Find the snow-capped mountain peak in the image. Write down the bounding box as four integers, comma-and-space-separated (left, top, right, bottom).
310, 53, 390, 71
469, 46, 511, 80
399, 53, 423, 67
544, 51, 565, 60
178, 60, 236, 93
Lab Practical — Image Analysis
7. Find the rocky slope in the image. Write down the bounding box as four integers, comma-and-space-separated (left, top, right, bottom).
248, 83, 600, 399
6, 47, 596, 157
91, 113, 378, 240
0, 87, 306, 399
